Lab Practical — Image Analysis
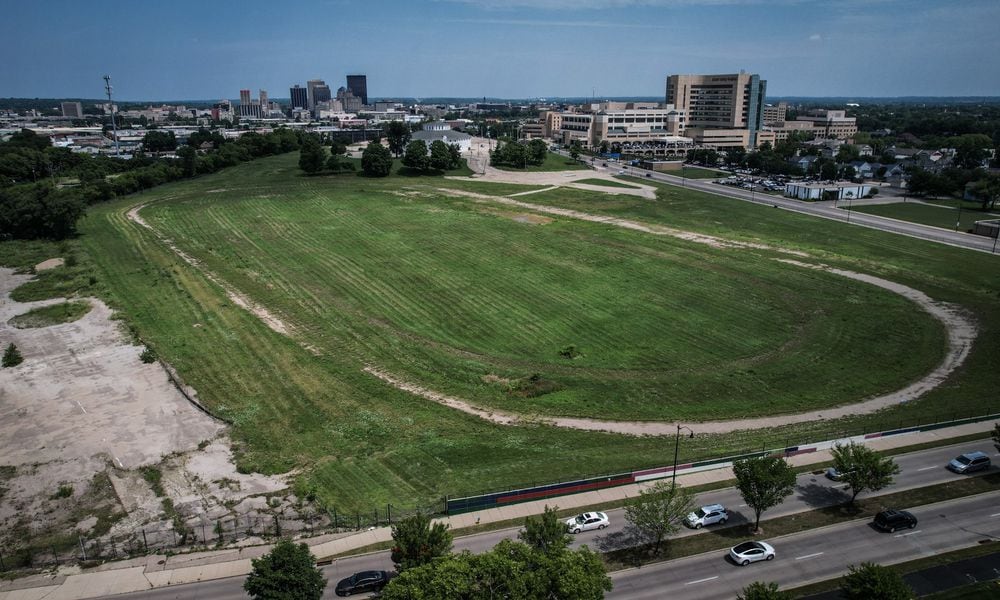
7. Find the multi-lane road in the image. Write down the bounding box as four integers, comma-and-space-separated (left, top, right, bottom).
579, 157, 999, 254
96, 440, 998, 599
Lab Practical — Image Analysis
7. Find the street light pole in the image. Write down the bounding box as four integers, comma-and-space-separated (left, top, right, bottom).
671, 424, 694, 490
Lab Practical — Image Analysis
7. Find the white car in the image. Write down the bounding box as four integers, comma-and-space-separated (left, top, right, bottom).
565, 511, 609, 534
684, 504, 729, 529
729, 541, 775, 566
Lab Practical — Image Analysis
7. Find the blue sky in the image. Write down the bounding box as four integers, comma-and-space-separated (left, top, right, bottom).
3, 0, 999, 101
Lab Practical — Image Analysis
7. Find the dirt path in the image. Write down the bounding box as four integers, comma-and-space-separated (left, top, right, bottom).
127, 203, 294, 337
366, 193, 978, 435
438, 188, 809, 257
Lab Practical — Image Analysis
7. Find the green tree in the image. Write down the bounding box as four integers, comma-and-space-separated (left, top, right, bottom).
836, 144, 861, 163
428, 141, 454, 171
623, 480, 693, 555
726, 146, 747, 167
141, 130, 177, 152
519, 505, 570, 555
361, 142, 393, 177
528, 139, 547, 165
402, 140, 429, 171
3, 343, 23, 367
968, 173, 1000, 210
391, 513, 453, 572
733, 456, 796, 532
384, 121, 411, 157
831, 443, 901, 503
738, 581, 791, 600
298, 136, 326, 174
952, 133, 993, 169
176, 145, 197, 178
447, 143, 462, 169
569, 141, 582, 161
243, 539, 326, 600
820, 160, 839, 180
840, 562, 914, 600
329, 139, 348, 157
381, 539, 610, 600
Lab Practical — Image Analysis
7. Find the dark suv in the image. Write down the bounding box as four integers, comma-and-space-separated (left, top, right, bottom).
873, 509, 918, 533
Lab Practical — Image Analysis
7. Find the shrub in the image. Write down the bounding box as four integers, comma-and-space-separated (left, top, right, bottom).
51, 484, 73, 499
2, 343, 23, 367
139, 346, 157, 364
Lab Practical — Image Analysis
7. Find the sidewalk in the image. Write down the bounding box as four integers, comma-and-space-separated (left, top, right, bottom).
0, 420, 994, 600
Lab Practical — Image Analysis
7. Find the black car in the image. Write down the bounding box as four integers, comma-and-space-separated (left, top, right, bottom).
335, 570, 392, 596
873, 509, 918, 533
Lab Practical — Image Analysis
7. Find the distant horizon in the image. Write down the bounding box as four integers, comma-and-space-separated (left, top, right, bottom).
3, 1, 999, 100
8, 94, 1000, 106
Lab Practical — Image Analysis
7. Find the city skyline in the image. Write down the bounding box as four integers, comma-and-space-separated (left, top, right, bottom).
3, 0, 1000, 101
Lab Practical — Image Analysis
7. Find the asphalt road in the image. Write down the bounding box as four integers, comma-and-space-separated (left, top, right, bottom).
608, 491, 1000, 600
577, 157, 999, 254
97, 440, 999, 599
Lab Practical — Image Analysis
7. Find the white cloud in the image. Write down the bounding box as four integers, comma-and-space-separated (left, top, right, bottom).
440, 0, 790, 9
808, 33, 822, 41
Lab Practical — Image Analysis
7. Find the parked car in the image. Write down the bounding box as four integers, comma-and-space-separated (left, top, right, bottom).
825, 467, 851, 481
335, 571, 392, 597
947, 451, 991, 473
729, 541, 775, 566
565, 511, 609, 534
685, 503, 729, 529
873, 509, 918, 533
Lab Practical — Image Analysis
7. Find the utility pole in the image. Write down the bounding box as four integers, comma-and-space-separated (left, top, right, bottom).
103, 75, 120, 158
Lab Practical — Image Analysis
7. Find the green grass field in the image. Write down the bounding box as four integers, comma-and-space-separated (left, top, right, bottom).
680, 166, 728, 179
8, 301, 91, 328
5, 152, 998, 512
846, 201, 1000, 231
573, 178, 641, 189
493, 151, 588, 172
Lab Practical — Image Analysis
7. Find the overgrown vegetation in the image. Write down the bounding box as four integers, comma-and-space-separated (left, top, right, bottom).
7, 300, 91, 328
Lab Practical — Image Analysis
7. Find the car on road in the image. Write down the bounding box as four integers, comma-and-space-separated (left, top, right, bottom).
873, 509, 918, 533
565, 511, 609, 533
729, 541, 775, 566
825, 467, 851, 481
335, 570, 392, 596
684, 503, 729, 529
947, 451, 991, 473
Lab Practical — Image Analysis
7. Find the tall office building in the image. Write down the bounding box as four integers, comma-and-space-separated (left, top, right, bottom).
665, 72, 767, 147
346, 74, 368, 106
61, 101, 83, 118
313, 85, 331, 105
306, 79, 326, 110
290, 85, 308, 110
239, 89, 252, 108
259, 90, 268, 116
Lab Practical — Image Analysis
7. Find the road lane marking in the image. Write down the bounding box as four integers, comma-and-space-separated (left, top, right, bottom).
685, 576, 719, 585
895, 530, 922, 537
990, 513, 1000, 518
917, 466, 937, 471
75, 400, 87, 414
796, 552, 824, 560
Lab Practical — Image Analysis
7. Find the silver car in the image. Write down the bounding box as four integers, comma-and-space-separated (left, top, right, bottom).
730, 541, 775, 566
564, 511, 609, 534
685, 504, 728, 529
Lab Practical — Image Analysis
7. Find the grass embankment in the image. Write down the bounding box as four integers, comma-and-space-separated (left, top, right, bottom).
3, 150, 994, 512
8, 301, 92, 328
846, 201, 1000, 231
573, 178, 641, 189
494, 151, 588, 172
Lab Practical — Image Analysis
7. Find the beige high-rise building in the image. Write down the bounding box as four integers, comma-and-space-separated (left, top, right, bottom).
665, 72, 767, 147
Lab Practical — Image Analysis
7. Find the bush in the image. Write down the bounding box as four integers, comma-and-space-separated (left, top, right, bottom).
51, 485, 74, 499
2, 343, 23, 367
139, 346, 157, 364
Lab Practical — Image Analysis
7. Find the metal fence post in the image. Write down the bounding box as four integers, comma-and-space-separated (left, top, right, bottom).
387, 504, 392, 525
142, 529, 148, 553
79, 536, 87, 561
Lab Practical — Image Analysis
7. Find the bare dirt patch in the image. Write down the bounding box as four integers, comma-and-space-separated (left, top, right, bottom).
34, 257, 64, 271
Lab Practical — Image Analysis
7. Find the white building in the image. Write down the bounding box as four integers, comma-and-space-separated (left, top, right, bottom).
411, 121, 472, 153
784, 181, 873, 201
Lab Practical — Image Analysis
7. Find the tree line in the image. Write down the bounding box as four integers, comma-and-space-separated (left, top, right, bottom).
490, 138, 548, 168
0, 127, 304, 240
